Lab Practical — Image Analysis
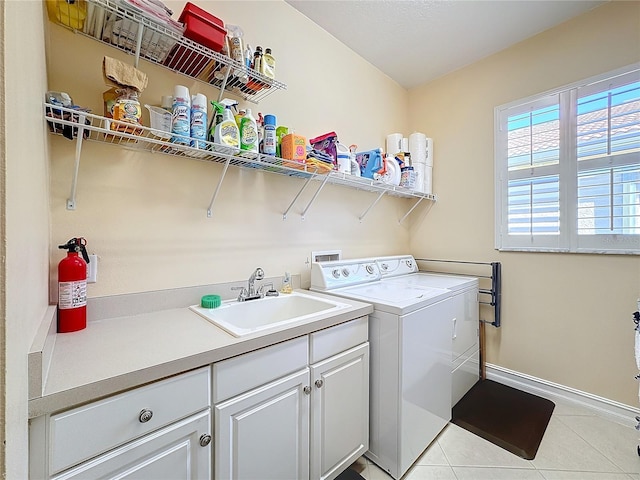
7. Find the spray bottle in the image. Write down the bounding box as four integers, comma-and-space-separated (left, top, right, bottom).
208, 101, 225, 142
214, 106, 240, 149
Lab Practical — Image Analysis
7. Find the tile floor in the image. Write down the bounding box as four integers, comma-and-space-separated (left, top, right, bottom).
349, 400, 639, 480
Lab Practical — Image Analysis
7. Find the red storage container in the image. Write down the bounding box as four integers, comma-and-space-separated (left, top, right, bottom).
179, 2, 226, 52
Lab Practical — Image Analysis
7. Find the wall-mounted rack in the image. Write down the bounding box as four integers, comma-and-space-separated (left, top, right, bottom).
49, 0, 287, 104
45, 104, 437, 220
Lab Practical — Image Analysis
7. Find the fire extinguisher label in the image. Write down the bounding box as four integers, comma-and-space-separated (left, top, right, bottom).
58, 280, 87, 309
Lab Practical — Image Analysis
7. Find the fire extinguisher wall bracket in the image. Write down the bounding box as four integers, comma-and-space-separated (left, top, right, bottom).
57, 237, 89, 333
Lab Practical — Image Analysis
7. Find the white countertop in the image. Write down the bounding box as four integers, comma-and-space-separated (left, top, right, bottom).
28, 288, 373, 418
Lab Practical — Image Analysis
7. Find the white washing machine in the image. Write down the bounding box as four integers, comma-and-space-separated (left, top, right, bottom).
375, 255, 480, 406
310, 259, 454, 480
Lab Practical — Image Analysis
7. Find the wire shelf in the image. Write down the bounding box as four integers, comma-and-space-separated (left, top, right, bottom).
45, 103, 437, 216
51, 0, 286, 104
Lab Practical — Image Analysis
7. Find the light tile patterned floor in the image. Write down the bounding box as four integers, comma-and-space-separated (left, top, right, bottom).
349, 400, 639, 480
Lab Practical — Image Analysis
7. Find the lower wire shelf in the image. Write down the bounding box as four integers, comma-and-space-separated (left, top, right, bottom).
45, 103, 437, 218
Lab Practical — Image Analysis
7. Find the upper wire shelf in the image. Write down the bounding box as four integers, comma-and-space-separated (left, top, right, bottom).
50, 0, 287, 104
45, 103, 437, 218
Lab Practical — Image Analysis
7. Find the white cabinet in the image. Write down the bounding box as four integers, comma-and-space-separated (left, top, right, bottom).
51, 410, 211, 480
310, 343, 369, 480
215, 369, 311, 480
30, 367, 212, 480
214, 317, 369, 480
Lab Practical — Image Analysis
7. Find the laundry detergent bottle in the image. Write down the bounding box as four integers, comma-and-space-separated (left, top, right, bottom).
240, 108, 258, 152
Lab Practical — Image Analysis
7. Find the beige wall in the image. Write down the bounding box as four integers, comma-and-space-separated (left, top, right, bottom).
3, 0, 51, 477
408, 1, 640, 407
46, 0, 413, 298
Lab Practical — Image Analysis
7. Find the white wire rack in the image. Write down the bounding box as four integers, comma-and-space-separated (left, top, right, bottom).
45, 103, 437, 220
50, 0, 286, 104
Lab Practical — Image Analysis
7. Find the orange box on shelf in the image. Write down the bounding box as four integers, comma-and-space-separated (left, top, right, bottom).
281, 134, 306, 160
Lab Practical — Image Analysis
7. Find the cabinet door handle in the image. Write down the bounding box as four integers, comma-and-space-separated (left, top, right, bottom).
303, 386, 312, 395
199, 434, 212, 447
138, 409, 153, 423
315, 379, 324, 388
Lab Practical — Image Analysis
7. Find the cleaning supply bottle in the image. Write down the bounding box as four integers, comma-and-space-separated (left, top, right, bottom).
214, 106, 240, 149
275, 125, 289, 157
171, 85, 191, 145
261, 48, 276, 79
263, 114, 277, 155
252, 46, 263, 72
190, 93, 207, 149
208, 101, 225, 142
240, 108, 258, 152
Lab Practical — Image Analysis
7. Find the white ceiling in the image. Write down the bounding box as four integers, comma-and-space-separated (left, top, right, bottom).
285, 0, 607, 89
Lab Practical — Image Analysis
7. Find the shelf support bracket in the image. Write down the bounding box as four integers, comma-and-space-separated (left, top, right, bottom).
66, 114, 87, 210
358, 191, 386, 222
132, 21, 144, 68
217, 68, 232, 103
283, 173, 316, 220
399, 197, 426, 224
207, 156, 232, 217
301, 171, 330, 220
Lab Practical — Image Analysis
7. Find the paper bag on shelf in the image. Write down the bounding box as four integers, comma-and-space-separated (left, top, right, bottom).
102, 56, 148, 92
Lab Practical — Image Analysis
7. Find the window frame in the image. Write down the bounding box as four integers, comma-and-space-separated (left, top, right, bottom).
494, 64, 640, 255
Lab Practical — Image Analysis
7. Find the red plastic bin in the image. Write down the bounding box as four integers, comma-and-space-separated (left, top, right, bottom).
179, 2, 226, 53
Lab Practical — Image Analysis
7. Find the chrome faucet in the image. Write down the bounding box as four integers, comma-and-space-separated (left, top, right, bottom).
232, 267, 265, 302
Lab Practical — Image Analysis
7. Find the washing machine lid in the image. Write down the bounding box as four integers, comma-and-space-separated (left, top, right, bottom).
384, 272, 478, 292
322, 282, 451, 315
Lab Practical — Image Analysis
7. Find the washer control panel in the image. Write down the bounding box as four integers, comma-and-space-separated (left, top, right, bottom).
311, 260, 380, 291
376, 255, 418, 277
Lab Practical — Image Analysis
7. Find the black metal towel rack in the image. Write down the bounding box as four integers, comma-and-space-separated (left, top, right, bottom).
414, 259, 502, 328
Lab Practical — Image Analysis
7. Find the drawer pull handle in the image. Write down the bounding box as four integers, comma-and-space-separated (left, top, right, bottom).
138, 409, 153, 423
199, 434, 212, 447
315, 379, 324, 388
303, 386, 311, 395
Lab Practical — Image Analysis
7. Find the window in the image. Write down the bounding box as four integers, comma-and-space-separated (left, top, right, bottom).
495, 65, 640, 254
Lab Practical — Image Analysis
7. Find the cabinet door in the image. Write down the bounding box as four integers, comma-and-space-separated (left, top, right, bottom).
52, 409, 211, 480
310, 343, 369, 480
215, 369, 310, 480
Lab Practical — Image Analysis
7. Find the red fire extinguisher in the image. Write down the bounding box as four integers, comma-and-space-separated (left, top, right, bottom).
57, 237, 90, 333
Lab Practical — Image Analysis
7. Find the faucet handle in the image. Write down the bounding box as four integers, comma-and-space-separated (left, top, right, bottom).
259, 283, 279, 297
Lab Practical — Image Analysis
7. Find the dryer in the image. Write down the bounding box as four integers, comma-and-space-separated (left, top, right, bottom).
376, 255, 480, 406
311, 259, 454, 480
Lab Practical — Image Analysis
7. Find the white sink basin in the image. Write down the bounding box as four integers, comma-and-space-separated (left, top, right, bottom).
190, 291, 351, 337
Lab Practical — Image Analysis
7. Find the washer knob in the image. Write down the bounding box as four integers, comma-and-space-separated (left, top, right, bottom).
332, 269, 341, 279
406, 260, 413, 268
342, 268, 350, 277
366, 264, 375, 274
380, 263, 388, 271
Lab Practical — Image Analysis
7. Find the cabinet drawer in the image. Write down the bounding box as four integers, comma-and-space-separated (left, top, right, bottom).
49, 366, 211, 475
309, 316, 368, 364
213, 336, 308, 403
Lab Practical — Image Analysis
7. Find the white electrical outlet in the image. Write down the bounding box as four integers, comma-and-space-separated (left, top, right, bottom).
87, 254, 98, 283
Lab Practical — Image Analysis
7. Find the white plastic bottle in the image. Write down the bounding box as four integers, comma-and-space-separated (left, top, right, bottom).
214, 106, 240, 149
240, 108, 258, 152
190, 93, 207, 149
171, 85, 191, 145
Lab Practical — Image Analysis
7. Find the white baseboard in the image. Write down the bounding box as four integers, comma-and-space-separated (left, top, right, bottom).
485, 363, 640, 428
